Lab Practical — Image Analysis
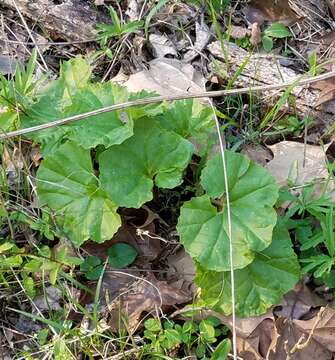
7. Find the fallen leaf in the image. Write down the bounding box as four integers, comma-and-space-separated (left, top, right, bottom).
268, 308, 334, 360
244, 0, 298, 26
33, 286, 62, 312
149, 33, 177, 58
167, 249, 196, 283
274, 282, 327, 320
241, 143, 273, 166
250, 22, 262, 46
101, 272, 192, 332
266, 141, 331, 186
183, 20, 211, 62
229, 25, 251, 40
311, 76, 335, 107
124, 58, 205, 96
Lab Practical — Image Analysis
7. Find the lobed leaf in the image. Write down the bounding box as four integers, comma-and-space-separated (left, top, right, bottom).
177, 151, 279, 271
195, 222, 300, 317
99, 117, 194, 208
37, 141, 121, 246
21, 57, 161, 155
157, 99, 216, 155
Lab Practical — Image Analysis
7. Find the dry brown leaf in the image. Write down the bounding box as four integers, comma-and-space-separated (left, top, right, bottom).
250, 22, 262, 46
167, 249, 195, 283
124, 58, 205, 96
241, 143, 273, 166
268, 309, 333, 360
229, 25, 251, 40
101, 272, 192, 332
265, 141, 331, 186
184, 20, 211, 62
274, 282, 327, 320
311, 76, 335, 107
244, 0, 298, 25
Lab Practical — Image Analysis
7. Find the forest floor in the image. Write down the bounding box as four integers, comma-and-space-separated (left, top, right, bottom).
1, 0, 335, 359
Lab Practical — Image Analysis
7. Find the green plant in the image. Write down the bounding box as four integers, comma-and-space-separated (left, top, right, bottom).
143, 317, 230, 359
281, 184, 335, 282
96, 6, 143, 56
262, 23, 292, 52
3, 56, 301, 319
0, 49, 42, 132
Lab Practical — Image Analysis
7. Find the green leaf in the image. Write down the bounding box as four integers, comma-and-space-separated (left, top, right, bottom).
144, 318, 161, 332
100, 117, 194, 208
21, 57, 91, 154
107, 243, 138, 268
22, 276, 36, 297
37, 141, 121, 246
195, 222, 300, 317
262, 36, 273, 52
211, 339, 231, 360
0, 110, 18, 132
199, 320, 216, 342
0, 254, 22, 267
64, 83, 134, 149
157, 99, 216, 155
0, 241, 14, 254
160, 329, 181, 350
264, 23, 292, 38
177, 151, 278, 271
80, 256, 103, 280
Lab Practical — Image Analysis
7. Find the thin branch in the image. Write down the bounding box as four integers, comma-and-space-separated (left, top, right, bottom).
1, 70, 334, 141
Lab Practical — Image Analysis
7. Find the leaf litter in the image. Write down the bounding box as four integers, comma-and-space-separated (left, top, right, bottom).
2, 0, 335, 358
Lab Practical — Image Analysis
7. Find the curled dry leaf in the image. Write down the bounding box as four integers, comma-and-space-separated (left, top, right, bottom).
101, 272, 192, 332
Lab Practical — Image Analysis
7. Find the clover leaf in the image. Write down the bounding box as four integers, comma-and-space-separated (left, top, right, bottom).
37, 141, 121, 246
99, 117, 194, 208
177, 151, 279, 271
195, 222, 300, 317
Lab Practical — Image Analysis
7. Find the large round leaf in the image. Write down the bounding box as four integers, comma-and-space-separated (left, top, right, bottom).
157, 99, 216, 155
195, 223, 300, 317
22, 58, 162, 155
99, 117, 194, 208
177, 151, 278, 271
37, 141, 121, 246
